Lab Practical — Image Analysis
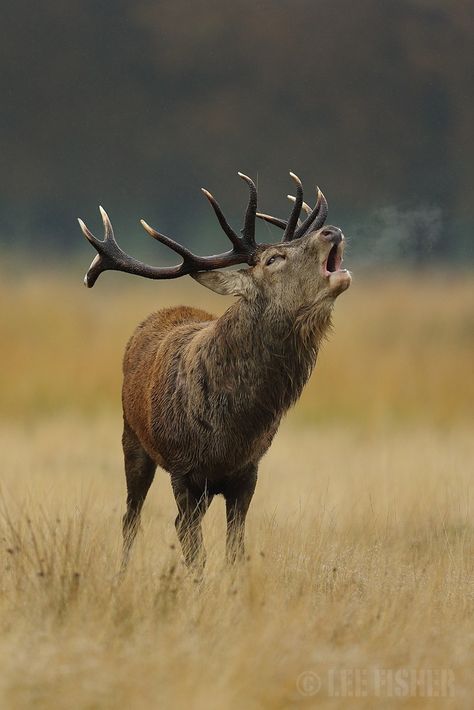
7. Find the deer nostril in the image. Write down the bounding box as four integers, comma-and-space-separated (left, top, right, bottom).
319, 227, 343, 244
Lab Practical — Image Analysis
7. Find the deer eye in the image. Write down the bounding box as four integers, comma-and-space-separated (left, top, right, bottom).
265, 254, 285, 266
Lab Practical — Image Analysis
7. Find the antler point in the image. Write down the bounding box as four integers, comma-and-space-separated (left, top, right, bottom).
140, 219, 155, 237
238, 171, 253, 183
99, 206, 111, 229
78, 218, 93, 240
289, 172, 302, 186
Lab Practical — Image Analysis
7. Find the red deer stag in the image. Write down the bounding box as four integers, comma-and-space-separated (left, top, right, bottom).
79, 172, 351, 571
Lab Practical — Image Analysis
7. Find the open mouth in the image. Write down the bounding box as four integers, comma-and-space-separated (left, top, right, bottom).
322, 243, 343, 276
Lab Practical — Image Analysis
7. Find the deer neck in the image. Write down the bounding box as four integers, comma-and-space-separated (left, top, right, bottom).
206, 295, 333, 418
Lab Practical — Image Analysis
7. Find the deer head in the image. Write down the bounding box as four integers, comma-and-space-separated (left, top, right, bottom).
79, 172, 351, 315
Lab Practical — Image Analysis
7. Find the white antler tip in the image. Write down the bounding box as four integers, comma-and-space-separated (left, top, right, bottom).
77, 218, 91, 238
201, 188, 212, 198
289, 171, 302, 185
140, 219, 154, 235
238, 171, 255, 185
287, 195, 296, 202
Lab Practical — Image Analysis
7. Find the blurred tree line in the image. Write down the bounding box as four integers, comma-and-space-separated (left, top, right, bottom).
0, 0, 472, 264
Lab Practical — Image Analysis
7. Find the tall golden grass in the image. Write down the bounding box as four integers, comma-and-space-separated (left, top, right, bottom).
0, 269, 473, 708
1, 269, 472, 425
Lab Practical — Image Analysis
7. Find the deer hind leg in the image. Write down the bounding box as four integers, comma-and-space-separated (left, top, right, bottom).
171, 477, 213, 573
121, 421, 156, 570
223, 463, 258, 564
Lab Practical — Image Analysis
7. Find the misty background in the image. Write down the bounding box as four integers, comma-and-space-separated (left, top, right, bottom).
0, 0, 472, 267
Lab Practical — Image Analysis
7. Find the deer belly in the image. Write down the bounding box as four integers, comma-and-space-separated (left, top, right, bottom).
146, 414, 279, 480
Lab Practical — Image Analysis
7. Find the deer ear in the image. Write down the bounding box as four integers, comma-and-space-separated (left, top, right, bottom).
191, 269, 250, 296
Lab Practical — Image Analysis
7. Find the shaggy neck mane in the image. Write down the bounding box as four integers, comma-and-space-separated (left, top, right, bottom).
204, 295, 333, 432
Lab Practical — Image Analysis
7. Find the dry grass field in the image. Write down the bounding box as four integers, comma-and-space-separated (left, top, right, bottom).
0, 267, 473, 708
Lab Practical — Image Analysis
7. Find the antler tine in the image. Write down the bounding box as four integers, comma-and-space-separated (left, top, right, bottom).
140, 220, 194, 261
238, 172, 257, 247
78, 217, 103, 250
201, 188, 242, 250
294, 187, 329, 239
79, 206, 126, 287
256, 180, 306, 235
78, 216, 103, 287
255, 212, 287, 230
282, 173, 303, 242
287, 195, 311, 226
288, 196, 312, 216
99, 205, 116, 243
79, 204, 116, 251
310, 189, 328, 231
255, 175, 329, 241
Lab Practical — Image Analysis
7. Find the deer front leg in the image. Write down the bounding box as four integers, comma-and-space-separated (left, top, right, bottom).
224, 463, 258, 563
121, 421, 156, 572
171, 477, 212, 572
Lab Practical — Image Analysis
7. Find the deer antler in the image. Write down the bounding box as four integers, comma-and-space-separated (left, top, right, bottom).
79, 173, 259, 287
256, 175, 329, 241
80, 172, 330, 286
